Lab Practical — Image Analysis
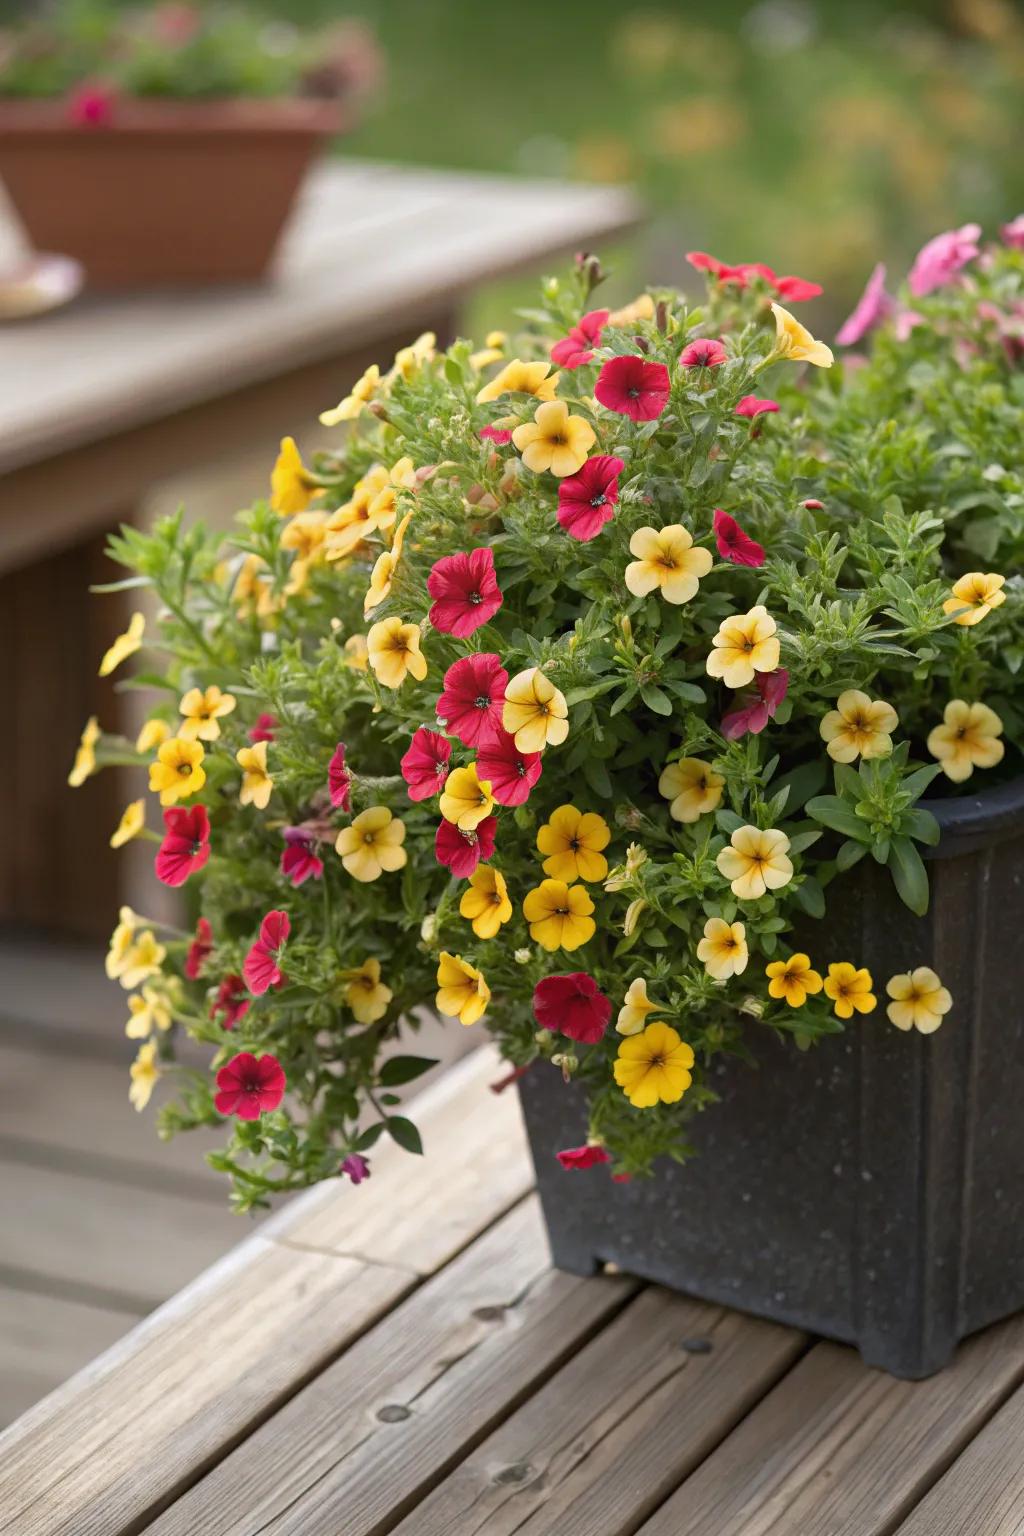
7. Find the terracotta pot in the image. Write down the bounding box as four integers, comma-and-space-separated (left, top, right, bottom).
0, 98, 346, 287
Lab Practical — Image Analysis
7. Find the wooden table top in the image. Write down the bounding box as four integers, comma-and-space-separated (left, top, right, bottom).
0, 161, 639, 478
2, 1043, 1022, 1536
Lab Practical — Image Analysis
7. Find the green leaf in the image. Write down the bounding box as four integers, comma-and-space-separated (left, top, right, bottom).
772, 759, 826, 815
793, 876, 826, 918
888, 837, 930, 916
833, 763, 862, 799
715, 809, 745, 834
386, 1116, 424, 1156
582, 755, 613, 798
352, 1122, 386, 1152
379, 1056, 439, 1087
806, 796, 869, 841
89, 575, 154, 593
836, 838, 868, 871
639, 684, 673, 717
786, 829, 823, 856
902, 808, 941, 846
900, 764, 943, 802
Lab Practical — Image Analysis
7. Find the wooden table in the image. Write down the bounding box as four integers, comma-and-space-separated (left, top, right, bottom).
0, 161, 638, 935
3, 1044, 1023, 1536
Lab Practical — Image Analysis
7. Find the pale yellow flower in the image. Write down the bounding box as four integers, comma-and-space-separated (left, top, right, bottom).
135, 718, 170, 754
367, 617, 427, 689
125, 986, 172, 1039
512, 400, 596, 477
696, 917, 749, 980
624, 524, 713, 605
886, 967, 953, 1034
716, 825, 793, 901
279, 509, 328, 564
320, 363, 381, 425
770, 302, 834, 367
336, 806, 407, 882
943, 571, 1006, 626
658, 758, 724, 823
927, 699, 1004, 783
129, 1040, 160, 1112
345, 634, 370, 671
616, 977, 662, 1035
114, 930, 167, 991
236, 740, 273, 810
363, 510, 413, 615
390, 332, 436, 382
324, 464, 392, 560
475, 358, 561, 404
98, 612, 145, 677
608, 293, 655, 326
344, 958, 393, 1023
68, 715, 100, 787
110, 799, 146, 849
502, 667, 569, 752
706, 605, 780, 689
819, 690, 899, 763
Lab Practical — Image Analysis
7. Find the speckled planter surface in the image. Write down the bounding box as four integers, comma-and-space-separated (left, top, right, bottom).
519, 774, 1024, 1379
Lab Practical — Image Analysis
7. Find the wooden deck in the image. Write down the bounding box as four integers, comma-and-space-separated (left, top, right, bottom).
2, 1046, 1023, 1535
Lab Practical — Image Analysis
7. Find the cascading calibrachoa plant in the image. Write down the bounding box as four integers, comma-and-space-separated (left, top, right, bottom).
72, 218, 1023, 1207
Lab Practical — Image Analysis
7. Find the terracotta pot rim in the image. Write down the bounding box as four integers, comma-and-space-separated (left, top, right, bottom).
0, 96, 347, 134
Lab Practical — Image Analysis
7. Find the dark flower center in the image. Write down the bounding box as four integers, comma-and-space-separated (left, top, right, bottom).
516, 761, 526, 777
241, 1077, 262, 1095
475, 695, 491, 710
190, 839, 203, 856
178, 763, 192, 776
468, 590, 483, 604
628, 387, 640, 398
590, 493, 606, 507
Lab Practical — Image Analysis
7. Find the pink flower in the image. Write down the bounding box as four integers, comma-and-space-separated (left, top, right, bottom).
437, 653, 508, 748
721, 669, 789, 740
280, 829, 324, 887
428, 547, 503, 637
894, 308, 925, 342
327, 743, 351, 811
679, 338, 727, 369
908, 223, 981, 298
713, 509, 765, 568
803, 499, 825, 511
210, 974, 249, 1030
735, 395, 779, 419
479, 424, 513, 445
557, 453, 623, 541
1001, 216, 1024, 251
557, 1144, 612, 1171
401, 727, 451, 801
249, 712, 278, 744
594, 355, 670, 421
550, 308, 609, 369
214, 1052, 286, 1121
435, 815, 496, 878
476, 728, 542, 807
686, 251, 747, 282
341, 1153, 371, 1184
533, 973, 611, 1043
66, 81, 117, 127
155, 804, 211, 888
243, 910, 290, 996
836, 263, 894, 347
185, 917, 214, 981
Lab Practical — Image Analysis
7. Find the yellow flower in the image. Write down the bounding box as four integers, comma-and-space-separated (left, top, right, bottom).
105, 906, 138, 980
537, 804, 611, 883
765, 953, 823, 1008
110, 799, 146, 849
616, 977, 662, 1035
68, 715, 100, 787
706, 605, 781, 689
469, 330, 508, 369
98, 611, 145, 678
696, 917, 749, 980
324, 464, 393, 560
943, 571, 1006, 626
279, 509, 328, 563
824, 961, 877, 1019
436, 951, 491, 1026
116, 930, 167, 991
459, 867, 513, 939
345, 633, 370, 671
136, 717, 170, 754
658, 758, 724, 823
236, 740, 273, 810
927, 699, 1004, 783
770, 302, 834, 367
129, 1040, 160, 1112
439, 762, 495, 832
886, 967, 953, 1034
270, 436, 316, 515
512, 400, 596, 477
608, 293, 655, 326
232, 553, 279, 620
604, 841, 648, 893
502, 667, 569, 752
624, 524, 713, 605
125, 986, 172, 1039
390, 331, 436, 381
819, 690, 899, 763
179, 684, 237, 743
367, 617, 427, 689
475, 358, 561, 404
148, 736, 205, 806
614, 1020, 694, 1107
363, 510, 413, 615
336, 806, 407, 882
320, 363, 381, 425
522, 879, 596, 951
344, 958, 393, 1024
716, 825, 793, 901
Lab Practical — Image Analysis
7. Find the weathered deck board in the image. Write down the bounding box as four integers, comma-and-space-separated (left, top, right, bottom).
0, 1288, 136, 1429
894, 1381, 1024, 1536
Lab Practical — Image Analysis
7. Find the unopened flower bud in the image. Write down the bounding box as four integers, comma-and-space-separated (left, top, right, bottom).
623, 897, 647, 936
516, 949, 532, 965
618, 614, 632, 642
420, 912, 438, 943
367, 400, 389, 422
655, 299, 669, 334
739, 995, 764, 1018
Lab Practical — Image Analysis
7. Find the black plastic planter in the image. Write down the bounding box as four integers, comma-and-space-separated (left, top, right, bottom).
519, 774, 1024, 1379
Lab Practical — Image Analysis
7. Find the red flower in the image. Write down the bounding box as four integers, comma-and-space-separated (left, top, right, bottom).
713, 509, 766, 568
327, 743, 351, 811
210, 974, 250, 1030
775, 274, 823, 303
185, 917, 214, 981
428, 547, 503, 638
594, 355, 670, 421
214, 1052, 286, 1120
735, 395, 779, 419
556, 1144, 612, 1171
550, 308, 609, 369
476, 728, 542, 807
803, 498, 825, 511
721, 669, 789, 740
437, 653, 508, 748
685, 252, 821, 302
479, 425, 513, 445
679, 338, 727, 369
435, 815, 496, 878
249, 712, 278, 743
533, 973, 612, 1043
557, 454, 623, 542
280, 829, 324, 887
66, 81, 117, 128
155, 804, 211, 888
686, 251, 744, 281
243, 909, 290, 996
401, 727, 452, 801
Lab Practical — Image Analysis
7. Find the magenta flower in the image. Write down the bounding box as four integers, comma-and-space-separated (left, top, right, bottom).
185, 917, 214, 981
243, 909, 290, 996
556, 1144, 612, 1171
735, 395, 779, 419
721, 669, 789, 740
774, 274, 824, 302
679, 337, 728, 369
594, 355, 670, 421
550, 308, 609, 369
476, 727, 542, 807
327, 742, 351, 811
479, 424, 513, 445
66, 81, 117, 128
685, 252, 821, 301
155, 804, 211, 888
836, 263, 894, 347
908, 223, 981, 298
557, 453, 624, 541
1001, 216, 1024, 251
713, 509, 766, 569
435, 815, 496, 878
209, 974, 249, 1030
400, 727, 451, 801
248, 712, 278, 744
533, 973, 612, 1043
280, 829, 324, 887
214, 1052, 286, 1121
341, 1153, 371, 1184
437, 652, 508, 748
427, 547, 503, 638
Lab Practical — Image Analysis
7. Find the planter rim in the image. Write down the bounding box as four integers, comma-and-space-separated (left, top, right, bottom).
921, 770, 1024, 858
0, 97, 346, 134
